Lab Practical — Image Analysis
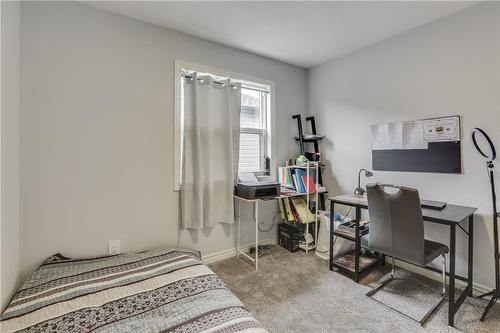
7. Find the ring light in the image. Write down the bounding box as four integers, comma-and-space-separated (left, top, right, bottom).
471, 127, 496, 161
471, 127, 499, 321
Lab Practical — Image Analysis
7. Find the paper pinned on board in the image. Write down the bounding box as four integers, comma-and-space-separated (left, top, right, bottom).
403, 120, 428, 149
372, 120, 428, 150
371, 123, 390, 150
422, 116, 460, 142
372, 116, 460, 151
371, 122, 403, 150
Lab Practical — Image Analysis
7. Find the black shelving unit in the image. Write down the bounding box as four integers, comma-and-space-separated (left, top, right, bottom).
329, 199, 382, 283
292, 114, 327, 210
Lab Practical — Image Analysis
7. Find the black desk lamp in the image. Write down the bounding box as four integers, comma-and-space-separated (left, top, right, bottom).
471, 127, 499, 321
354, 168, 373, 196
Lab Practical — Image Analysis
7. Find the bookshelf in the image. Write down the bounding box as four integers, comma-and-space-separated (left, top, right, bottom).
278, 162, 320, 252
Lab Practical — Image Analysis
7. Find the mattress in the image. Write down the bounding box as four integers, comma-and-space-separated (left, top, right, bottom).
1, 248, 267, 333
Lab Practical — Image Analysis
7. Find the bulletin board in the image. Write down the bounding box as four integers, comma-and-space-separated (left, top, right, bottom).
371, 116, 461, 173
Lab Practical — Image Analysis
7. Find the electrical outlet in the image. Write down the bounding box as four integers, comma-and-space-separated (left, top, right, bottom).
108, 240, 121, 255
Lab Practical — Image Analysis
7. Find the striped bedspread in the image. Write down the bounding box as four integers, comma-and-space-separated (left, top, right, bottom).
1, 249, 267, 333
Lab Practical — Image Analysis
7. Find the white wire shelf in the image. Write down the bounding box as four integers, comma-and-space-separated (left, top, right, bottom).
277, 189, 326, 199
282, 162, 320, 169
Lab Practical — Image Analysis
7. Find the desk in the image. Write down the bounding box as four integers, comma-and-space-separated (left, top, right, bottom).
329, 194, 477, 327
234, 195, 262, 270
235, 191, 320, 270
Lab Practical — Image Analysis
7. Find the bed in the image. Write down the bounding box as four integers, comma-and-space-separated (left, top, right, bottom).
1, 248, 267, 333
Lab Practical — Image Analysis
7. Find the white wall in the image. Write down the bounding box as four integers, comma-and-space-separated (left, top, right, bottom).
308, 2, 500, 290
1, 1, 21, 310
19, 2, 306, 278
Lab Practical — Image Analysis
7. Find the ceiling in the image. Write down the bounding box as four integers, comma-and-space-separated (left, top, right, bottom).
87, 1, 477, 68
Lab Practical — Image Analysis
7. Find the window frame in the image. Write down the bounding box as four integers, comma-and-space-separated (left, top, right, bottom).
174, 60, 275, 191
239, 86, 270, 175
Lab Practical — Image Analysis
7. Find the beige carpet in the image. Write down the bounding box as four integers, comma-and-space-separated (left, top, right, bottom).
210, 246, 500, 333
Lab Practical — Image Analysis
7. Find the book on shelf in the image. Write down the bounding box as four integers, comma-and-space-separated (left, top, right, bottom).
278, 165, 317, 196
295, 168, 311, 193
289, 197, 315, 223
288, 199, 301, 222
278, 197, 315, 223
278, 167, 284, 185
284, 198, 294, 221
291, 174, 300, 192
301, 175, 316, 193
278, 198, 286, 220
280, 187, 296, 196
292, 169, 301, 192
278, 167, 294, 190
278, 198, 294, 221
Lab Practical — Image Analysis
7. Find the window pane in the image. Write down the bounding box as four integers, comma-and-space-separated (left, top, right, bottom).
239, 132, 261, 173
240, 88, 261, 129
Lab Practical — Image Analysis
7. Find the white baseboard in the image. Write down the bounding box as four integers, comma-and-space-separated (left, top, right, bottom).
391, 258, 491, 295
202, 237, 278, 264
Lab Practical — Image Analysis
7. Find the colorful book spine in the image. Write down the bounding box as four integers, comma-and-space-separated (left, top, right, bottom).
278, 198, 286, 219
288, 199, 301, 222
292, 174, 299, 192
289, 197, 315, 223
285, 198, 294, 221
294, 169, 307, 193
286, 168, 293, 188
301, 175, 316, 193
279, 167, 294, 190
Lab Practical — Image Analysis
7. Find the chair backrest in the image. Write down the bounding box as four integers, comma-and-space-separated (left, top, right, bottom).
366, 183, 425, 266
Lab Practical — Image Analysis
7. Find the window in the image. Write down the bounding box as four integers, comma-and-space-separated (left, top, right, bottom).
239, 86, 271, 174
174, 61, 273, 191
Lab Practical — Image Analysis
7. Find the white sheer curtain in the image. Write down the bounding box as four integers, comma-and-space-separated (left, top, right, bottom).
181, 73, 241, 229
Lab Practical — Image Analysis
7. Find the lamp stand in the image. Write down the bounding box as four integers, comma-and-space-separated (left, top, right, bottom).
354, 168, 372, 196
478, 161, 500, 321
354, 187, 365, 196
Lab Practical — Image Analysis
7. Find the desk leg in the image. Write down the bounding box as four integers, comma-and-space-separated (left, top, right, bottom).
468, 215, 474, 296
448, 224, 456, 327
329, 202, 334, 271
354, 206, 361, 283
255, 201, 259, 271
237, 199, 241, 259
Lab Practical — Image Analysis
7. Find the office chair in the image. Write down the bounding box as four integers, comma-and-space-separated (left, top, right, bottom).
365, 183, 449, 326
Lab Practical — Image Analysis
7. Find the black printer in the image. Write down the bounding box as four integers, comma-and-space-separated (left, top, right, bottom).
235, 181, 280, 200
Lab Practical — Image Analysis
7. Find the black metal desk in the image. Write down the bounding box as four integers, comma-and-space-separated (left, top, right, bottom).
329, 194, 477, 327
